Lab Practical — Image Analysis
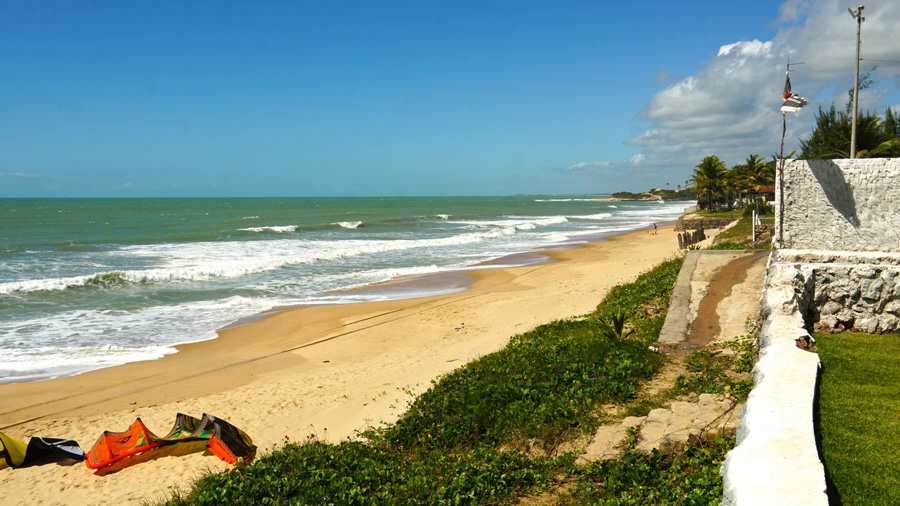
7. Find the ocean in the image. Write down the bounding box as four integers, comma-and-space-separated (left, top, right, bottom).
0, 196, 690, 383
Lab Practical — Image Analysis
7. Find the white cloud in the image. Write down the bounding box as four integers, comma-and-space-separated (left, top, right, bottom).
778, 0, 812, 23
0, 171, 40, 179
568, 161, 610, 171
619, 0, 900, 184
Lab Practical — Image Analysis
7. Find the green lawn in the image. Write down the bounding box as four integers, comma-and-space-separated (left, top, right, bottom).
698, 209, 744, 220
815, 332, 900, 505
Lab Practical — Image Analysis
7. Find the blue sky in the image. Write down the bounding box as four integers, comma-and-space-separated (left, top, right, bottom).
1, 1, 898, 197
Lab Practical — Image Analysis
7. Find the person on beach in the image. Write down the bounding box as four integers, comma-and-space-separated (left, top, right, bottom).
653, 223, 657, 235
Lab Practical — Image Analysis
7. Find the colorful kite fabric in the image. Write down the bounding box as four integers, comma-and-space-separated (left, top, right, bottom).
0, 431, 86, 468
86, 413, 255, 470
85, 418, 165, 469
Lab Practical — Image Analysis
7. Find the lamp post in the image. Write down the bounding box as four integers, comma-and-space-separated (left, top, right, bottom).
849, 5, 865, 159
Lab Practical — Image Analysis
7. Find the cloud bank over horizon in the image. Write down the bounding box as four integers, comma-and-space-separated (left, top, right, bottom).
570, 0, 900, 190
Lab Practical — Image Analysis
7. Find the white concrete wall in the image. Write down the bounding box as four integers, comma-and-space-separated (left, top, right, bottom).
776, 158, 900, 252
720, 259, 828, 506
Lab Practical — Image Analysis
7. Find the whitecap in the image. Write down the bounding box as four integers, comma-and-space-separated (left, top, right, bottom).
567, 213, 612, 220
238, 225, 298, 233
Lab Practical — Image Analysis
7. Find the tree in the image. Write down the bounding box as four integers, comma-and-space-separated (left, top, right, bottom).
723, 164, 748, 210
692, 155, 726, 211
742, 154, 771, 205
799, 105, 898, 159
884, 107, 900, 137
800, 70, 900, 159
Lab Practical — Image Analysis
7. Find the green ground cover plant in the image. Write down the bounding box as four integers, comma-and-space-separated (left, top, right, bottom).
815, 332, 900, 506
560, 428, 733, 506
697, 209, 744, 220
388, 258, 683, 452
705, 213, 774, 250
674, 337, 755, 403
162, 438, 569, 506
705, 241, 745, 251
161, 257, 731, 505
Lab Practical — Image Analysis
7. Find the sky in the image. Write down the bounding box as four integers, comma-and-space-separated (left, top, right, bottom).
1, 0, 899, 197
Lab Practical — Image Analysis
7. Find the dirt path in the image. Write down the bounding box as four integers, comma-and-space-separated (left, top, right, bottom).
686, 251, 768, 347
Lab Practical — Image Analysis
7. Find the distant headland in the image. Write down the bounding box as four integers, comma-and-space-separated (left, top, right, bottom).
606, 187, 697, 201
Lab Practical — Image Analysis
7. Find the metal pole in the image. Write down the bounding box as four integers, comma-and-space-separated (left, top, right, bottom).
752, 209, 757, 248
778, 112, 786, 248
850, 5, 865, 159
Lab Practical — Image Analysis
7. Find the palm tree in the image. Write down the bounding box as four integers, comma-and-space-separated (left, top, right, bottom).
726, 163, 753, 209
692, 155, 726, 211
744, 154, 771, 205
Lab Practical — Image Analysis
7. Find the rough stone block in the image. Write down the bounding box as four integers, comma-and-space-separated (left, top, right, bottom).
818, 315, 838, 329
879, 313, 899, 331
857, 265, 877, 279
819, 300, 841, 316
835, 309, 855, 327
885, 299, 900, 316
854, 315, 879, 334
826, 278, 858, 303
860, 277, 885, 300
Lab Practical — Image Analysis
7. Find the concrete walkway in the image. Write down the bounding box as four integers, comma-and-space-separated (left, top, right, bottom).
660, 250, 768, 346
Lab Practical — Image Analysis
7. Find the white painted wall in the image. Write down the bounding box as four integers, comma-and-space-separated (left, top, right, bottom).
776, 158, 900, 252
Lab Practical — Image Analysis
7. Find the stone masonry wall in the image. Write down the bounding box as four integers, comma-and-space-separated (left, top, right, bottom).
777, 158, 900, 251
811, 265, 900, 333
774, 251, 900, 334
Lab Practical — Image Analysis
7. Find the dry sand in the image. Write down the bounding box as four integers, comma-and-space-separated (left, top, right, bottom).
0, 224, 696, 505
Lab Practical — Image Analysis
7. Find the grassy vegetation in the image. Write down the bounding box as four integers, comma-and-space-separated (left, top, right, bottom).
673, 337, 755, 403
815, 332, 900, 506
610, 188, 696, 201
162, 439, 570, 506
561, 429, 733, 506
697, 209, 744, 220
704, 212, 775, 250
161, 257, 732, 505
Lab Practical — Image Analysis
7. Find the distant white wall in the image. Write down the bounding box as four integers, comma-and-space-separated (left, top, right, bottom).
776, 158, 900, 252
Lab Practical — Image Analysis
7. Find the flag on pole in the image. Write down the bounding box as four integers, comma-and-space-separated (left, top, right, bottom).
783, 72, 792, 100
780, 71, 808, 114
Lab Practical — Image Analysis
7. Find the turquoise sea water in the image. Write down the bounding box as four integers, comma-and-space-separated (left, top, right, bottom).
0, 196, 690, 382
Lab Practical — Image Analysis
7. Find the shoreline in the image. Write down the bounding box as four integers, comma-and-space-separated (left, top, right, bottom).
0, 222, 666, 387
0, 222, 705, 506
221, 223, 674, 340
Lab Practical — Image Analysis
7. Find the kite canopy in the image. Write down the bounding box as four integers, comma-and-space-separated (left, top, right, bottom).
86, 413, 256, 470
0, 431, 86, 468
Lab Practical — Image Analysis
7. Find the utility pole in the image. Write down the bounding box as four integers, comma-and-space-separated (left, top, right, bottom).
849, 5, 865, 159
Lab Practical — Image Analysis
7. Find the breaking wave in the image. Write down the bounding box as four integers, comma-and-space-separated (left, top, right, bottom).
0, 223, 556, 295
238, 225, 298, 233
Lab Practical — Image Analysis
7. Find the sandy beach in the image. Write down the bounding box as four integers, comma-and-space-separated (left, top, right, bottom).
1, 225, 691, 505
